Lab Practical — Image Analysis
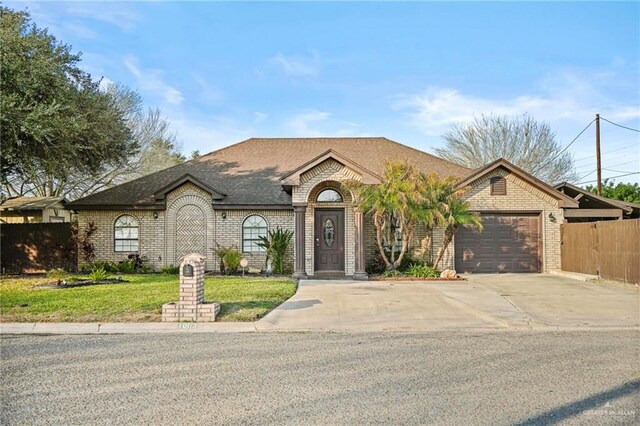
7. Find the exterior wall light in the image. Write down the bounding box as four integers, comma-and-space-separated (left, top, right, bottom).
221, 212, 227, 219
153, 212, 159, 219
548, 212, 556, 222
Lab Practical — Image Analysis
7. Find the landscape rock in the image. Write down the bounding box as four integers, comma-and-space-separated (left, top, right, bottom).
440, 269, 458, 279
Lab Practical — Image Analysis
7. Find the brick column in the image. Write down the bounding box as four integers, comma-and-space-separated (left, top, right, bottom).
293, 205, 308, 279
353, 207, 368, 280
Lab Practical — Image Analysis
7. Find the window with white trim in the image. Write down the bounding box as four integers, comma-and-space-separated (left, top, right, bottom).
242, 215, 267, 252
114, 215, 139, 252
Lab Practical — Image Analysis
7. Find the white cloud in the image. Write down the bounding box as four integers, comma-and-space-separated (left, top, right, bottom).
9, 1, 138, 40
65, 4, 139, 31
168, 114, 254, 155
286, 110, 331, 136
98, 77, 115, 92
285, 109, 361, 137
124, 56, 184, 105
192, 74, 224, 105
254, 112, 269, 124
270, 51, 320, 77
394, 68, 640, 137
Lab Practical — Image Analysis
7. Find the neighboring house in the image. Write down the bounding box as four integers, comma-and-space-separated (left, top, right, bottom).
554, 182, 640, 222
67, 138, 579, 276
0, 196, 70, 224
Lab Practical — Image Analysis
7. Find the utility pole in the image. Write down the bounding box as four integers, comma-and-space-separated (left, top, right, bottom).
596, 113, 602, 196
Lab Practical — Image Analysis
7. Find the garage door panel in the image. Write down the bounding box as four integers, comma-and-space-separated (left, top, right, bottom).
455, 213, 541, 273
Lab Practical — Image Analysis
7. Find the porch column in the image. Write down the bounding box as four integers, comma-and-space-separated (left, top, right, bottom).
353, 207, 368, 280
292, 204, 308, 279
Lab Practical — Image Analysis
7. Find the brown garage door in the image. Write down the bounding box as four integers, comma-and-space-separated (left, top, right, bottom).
455, 213, 541, 273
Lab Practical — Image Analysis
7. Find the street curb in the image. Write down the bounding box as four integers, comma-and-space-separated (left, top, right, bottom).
1, 322, 638, 335
0, 322, 258, 335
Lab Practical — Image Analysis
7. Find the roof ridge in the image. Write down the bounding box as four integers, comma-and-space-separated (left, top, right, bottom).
379, 137, 472, 172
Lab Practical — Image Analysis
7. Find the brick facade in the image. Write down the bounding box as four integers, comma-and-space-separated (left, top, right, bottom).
79, 183, 294, 273
78, 161, 563, 275
460, 168, 564, 272
292, 159, 359, 276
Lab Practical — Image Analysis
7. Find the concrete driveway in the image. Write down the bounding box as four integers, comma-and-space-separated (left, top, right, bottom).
257, 274, 640, 332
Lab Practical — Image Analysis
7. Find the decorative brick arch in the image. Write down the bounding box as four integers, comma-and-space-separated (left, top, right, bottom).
165, 186, 215, 270
306, 180, 354, 204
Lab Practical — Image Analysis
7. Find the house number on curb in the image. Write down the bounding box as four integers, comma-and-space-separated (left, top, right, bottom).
324, 219, 335, 247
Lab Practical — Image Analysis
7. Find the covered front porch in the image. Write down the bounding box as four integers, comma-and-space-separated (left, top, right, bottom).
281, 151, 379, 280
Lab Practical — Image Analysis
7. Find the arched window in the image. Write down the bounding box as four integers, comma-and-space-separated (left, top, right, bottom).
242, 215, 267, 252
114, 215, 139, 252
316, 189, 343, 203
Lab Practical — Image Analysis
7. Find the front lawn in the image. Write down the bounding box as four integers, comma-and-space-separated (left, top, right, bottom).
0, 274, 297, 322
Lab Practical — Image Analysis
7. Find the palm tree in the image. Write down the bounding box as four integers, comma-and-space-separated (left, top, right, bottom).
347, 160, 423, 271
415, 173, 461, 264
433, 198, 483, 269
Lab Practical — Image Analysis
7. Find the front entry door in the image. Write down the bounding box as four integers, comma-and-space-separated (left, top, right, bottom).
314, 209, 345, 273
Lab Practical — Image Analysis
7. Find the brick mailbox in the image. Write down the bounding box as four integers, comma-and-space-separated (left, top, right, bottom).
162, 253, 220, 322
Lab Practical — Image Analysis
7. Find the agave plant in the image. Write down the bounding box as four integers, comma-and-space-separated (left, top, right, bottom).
257, 227, 294, 274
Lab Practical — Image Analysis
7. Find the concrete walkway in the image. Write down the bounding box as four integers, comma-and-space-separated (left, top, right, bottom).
2, 274, 638, 335
257, 274, 639, 332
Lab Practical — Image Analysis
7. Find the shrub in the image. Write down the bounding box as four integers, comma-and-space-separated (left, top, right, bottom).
161, 265, 180, 274
223, 249, 242, 273
367, 249, 421, 274
81, 261, 118, 274
47, 268, 67, 281
47, 268, 67, 279
405, 263, 440, 278
256, 227, 294, 275
117, 259, 136, 274
89, 267, 108, 281
382, 270, 403, 278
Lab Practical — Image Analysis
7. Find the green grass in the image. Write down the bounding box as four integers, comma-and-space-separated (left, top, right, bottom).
0, 274, 297, 322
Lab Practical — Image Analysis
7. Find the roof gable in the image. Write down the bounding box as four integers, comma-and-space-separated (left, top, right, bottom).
153, 174, 225, 201
280, 149, 382, 186
0, 196, 67, 211
554, 182, 633, 213
457, 158, 579, 208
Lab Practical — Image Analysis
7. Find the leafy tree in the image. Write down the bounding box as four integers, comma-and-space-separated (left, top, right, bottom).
0, 7, 134, 197
56, 83, 185, 198
436, 114, 578, 183
585, 180, 640, 203
0, 7, 184, 200
190, 150, 201, 159
433, 198, 483, 269
347, 160, 425, 271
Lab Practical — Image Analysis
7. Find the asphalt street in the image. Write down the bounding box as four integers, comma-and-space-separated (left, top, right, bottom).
1, 331, 639, 425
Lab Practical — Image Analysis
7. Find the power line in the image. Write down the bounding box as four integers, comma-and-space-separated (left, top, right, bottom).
573, 143, 639, 163
576, 169, 596, 180
531, 118, 595, 174
603, 168, 639, 174
600, 116, 640, 133
577, 171, 640, 184
575, 157, 639, 170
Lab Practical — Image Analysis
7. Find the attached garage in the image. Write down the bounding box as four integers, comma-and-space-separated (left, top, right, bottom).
455, 213, 542, 273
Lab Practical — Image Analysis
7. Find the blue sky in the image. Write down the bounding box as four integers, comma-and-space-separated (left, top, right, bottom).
10, 1, 640, 184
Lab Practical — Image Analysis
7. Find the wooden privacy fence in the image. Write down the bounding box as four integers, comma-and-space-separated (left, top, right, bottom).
0, 223, 77, 274
561, 219, 640, 284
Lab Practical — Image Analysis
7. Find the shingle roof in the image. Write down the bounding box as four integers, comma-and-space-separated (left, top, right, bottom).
68, 137, 471, 209
0, 196, 66, 211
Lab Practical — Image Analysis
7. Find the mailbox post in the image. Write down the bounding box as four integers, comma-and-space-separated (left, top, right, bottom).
162, 253, 220, 322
